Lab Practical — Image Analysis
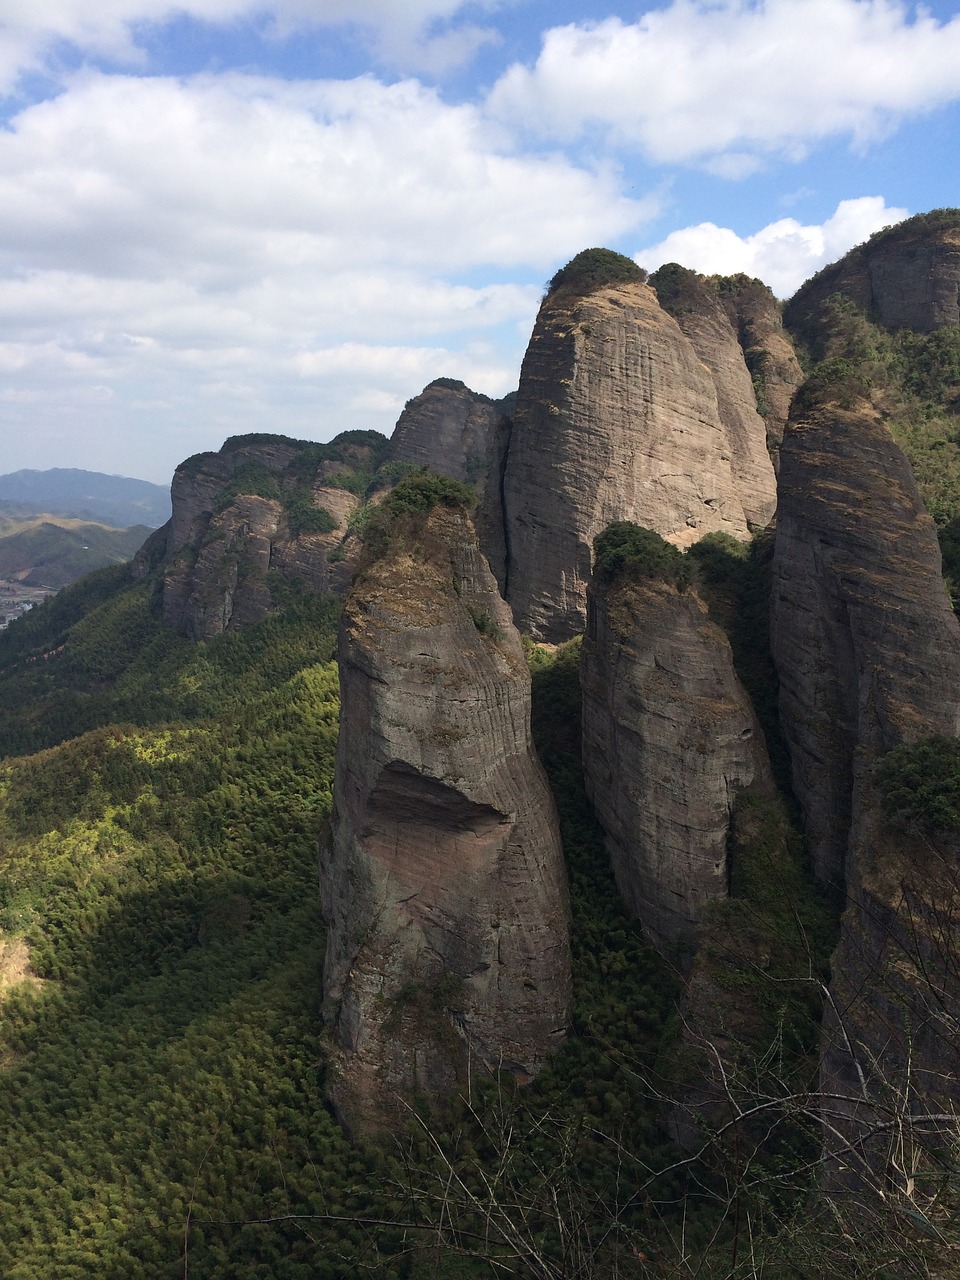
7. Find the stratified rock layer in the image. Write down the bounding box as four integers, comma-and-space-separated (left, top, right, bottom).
501, 280, 777, 641
320, 503, 571, 1132
770, 401, 960, 1193
581, 571, 771, 949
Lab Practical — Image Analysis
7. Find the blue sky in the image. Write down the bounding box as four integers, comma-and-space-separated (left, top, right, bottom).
0, 1, 958, 484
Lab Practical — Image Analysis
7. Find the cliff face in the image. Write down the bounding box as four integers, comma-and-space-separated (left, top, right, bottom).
320, 500, 571, 1132
500, 277, 777, 642
580, 569, 771, 949
771, 404, 960, 887
387, 379, 511, 491
652, 266, 803, 465
786, 212, 960, 345
137, 433, 385, 639
770, 399, 960, 1190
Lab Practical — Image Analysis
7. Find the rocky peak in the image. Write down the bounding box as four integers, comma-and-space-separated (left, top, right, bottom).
499, 250, 777, 642
387, 378, 511, 492
786, 209, 960, 347
319, 478, 571, 1132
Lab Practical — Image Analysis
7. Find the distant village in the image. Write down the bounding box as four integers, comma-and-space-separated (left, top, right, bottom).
0, 581, 54, 629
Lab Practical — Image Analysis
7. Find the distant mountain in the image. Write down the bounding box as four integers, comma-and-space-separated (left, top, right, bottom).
0, 467, 170, 528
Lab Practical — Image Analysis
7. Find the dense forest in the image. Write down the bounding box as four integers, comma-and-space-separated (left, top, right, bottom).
2, 219, 960, 1278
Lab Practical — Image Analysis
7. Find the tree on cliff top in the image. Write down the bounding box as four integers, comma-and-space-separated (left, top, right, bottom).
547, 248, 646, 299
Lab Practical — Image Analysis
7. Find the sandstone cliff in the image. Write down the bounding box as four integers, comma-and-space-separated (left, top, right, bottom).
786, 210, 960, 347
499, 252, 777, 642
770, 398, 960, 1192
652, 265, 803, 465
137, 432, 387, 639
320, 485, 571, 1132
387, 378, 512, 491
580, 534, 771, 949
771, 404, 960, 886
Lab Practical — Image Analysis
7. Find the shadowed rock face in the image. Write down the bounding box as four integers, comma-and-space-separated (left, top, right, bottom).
500, 280, 777, 642
771, 405, 960, 888
581, 570, 771, 949
136, 435, 382, 639
786, 214, 960, 343
387, 379, 511, 491
770, 400, 960, 1193
320, 503, 571, 1133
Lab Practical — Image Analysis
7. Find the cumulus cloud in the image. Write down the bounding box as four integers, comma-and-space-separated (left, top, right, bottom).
489, 1, 960, 166
634, 196, 910, 297
0, 70, 655, 479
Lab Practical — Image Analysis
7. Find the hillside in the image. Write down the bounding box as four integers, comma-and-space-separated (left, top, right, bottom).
0, 511, 151, 590
0, 214, 958, 1279
0, 468, 171, 528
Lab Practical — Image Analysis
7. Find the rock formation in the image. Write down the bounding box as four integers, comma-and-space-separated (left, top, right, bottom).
786, 210, 960, 346
771, 403, 960, 887
499, 253, 777, 642
770, 397, 960, 1192
136, 432, 387, 639
652, 265, 803, 460
320, 488, 571, 1133
580, 541, 771, 949
387, 378, 512, 491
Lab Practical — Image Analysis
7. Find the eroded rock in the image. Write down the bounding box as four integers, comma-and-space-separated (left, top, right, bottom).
581, 562, 771, 949
770, 399, 960, 1194
501, 272, 776, 641
320, 498, 571, 1132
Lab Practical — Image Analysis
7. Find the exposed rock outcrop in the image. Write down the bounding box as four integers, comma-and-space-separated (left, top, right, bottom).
770, 398, 960, 1192
135, 432, 387, 639
652, 265, 803, 465
387, 379, 512, 492
786, 211, 960, 346
580, 557, 772, 949
320, 494, 571, 1133
500, 258, 777, 642
771, 404, 960, 887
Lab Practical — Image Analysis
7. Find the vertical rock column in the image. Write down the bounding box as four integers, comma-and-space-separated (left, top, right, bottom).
320, 500, 571, 1133
770, 402, 960, 1194
580, 558, 771, 950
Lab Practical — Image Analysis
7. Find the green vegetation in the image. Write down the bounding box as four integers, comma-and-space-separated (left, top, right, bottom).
788, 293, 960, 526
546, 248, 646, 299
877, 733, 960, 833
214, 461, 282, 510
285, 489, 338, 537
0, 518, 150, 590
593, 522, 692, 590
0, 585, 410, 1277
380, 471, 475, 517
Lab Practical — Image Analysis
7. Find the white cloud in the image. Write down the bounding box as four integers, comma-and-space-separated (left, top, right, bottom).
0, 0, 509, 92
489, 1, 960, 166
0, 70, 655, 480
634, 196, 910, 297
